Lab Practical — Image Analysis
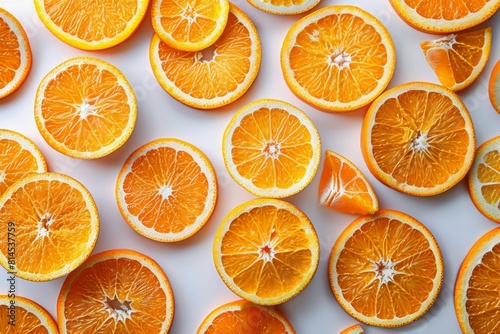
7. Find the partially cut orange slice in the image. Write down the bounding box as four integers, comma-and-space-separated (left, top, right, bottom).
490, 59, 500, 114
339, 324, 364, 334
247, 0, 320, 15
0, 295, 58, 333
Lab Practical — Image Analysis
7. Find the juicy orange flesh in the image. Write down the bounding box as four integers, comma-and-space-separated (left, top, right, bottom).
477, 149, 500, 208
62, 257, 167, 332
403, 0, 486, 20
289, 13, 388, 103
40, 63, 131, 152
491, 64, 500, 108
122, 146, 209, 233
0, 16, 21, 90
0, 304, 49, 333
221, 205, 313, 298
336, 217, 438, 319
231, 107, 313, 190
262, 0, 307, 6
0, 180, 94, 275
157, 11, 252, 99
370, 90, 471, 188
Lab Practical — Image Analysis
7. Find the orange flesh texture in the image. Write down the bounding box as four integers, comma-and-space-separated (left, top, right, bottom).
260, 0, 308, 6
401, 0, 492, 20
476, 146, 500, 209
0, 16, 21, 90
220, 205, 314, 299
0, 304, 50, 333
491, 61, 500, 111
336, 217, 438, 320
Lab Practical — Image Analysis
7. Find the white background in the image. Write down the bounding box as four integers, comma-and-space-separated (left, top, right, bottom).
0, 0, 499, 333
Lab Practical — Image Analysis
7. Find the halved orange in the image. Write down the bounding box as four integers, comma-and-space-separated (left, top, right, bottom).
318, 150, 378, 215
361, 81, 476, 196
0, 295, 58, 333
58, 249, 175, 334
339, 324, 364, 334
116, 138, 217, 242
222, 99, 321, 198
150, 3, 261, 109
0, 8, 31, 99
197, 299, 295, 333
420, 27, 492, 91
247, 0, 320, 15
0, 172, 99, 281
490, 59, 500, 114
329, 209, 444, 327
281, 5, 396, 112
34, 56, 137, 159
213, 198, 320, 306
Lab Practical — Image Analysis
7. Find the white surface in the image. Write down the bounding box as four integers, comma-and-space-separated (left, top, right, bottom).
0, 0, 499, 333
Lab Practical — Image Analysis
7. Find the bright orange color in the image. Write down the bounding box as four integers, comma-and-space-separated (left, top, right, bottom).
421, 27, 492, 91
58, 249, 175, 334
213, 198, 320, 305
247, 0, 320, 15
490, 59, 500, 114
197, 300, 296, 333
318, 150, 378, 215
361, 81, 475, 196
0, 295, 58, 333
339, 324, 364, 334
329, 210, 444, 327
0, 172, 99, 281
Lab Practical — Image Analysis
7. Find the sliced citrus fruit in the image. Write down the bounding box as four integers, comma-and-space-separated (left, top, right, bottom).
361, 81, 476, 196
0, 129, 47, 197
388, 0, 500, 33
0, 295, 58, 333
339, 324, 364, 334
420, 27, 492, 92
116, 138, 217, 242
247, 0, 320, 15
0, 172, 99, 281
213, 198, 320, 306
58, 249, 175, 334
34, 0, 149, 50
0, 8, 31, 99
149, 3, 261, 109
222, 99, 321, 198
34, 56, 137, 159
280, 5, 396, 112
490, 59, 500, 114
329, 209, 444, 327
318, 150, 378, 215
197, 299, 295, 333
151, 0, 229, 52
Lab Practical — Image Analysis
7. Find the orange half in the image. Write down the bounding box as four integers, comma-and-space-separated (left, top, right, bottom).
0, 295, 58, 333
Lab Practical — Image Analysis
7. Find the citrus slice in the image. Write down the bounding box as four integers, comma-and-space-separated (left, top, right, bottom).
0, 172, 99, 281
318, 150, 378, 215
490, 59, 500, 114
0, 295, 58, 333
0, 129, 47, 197
213, 198, 320, 306
197, 299, 295, 333
149, 3, 261, 109
34, 0, 149, 50
58, 249, 175, 334
280, 5, 396, 112
361, 81, 476, 196
247, 0, 320, 15
151, 0, 229, 52
116, 138, 217, 242
420, 27, 492, 92
388, 0, 500, 33
0, 8, 31, 99
34, 56, 137, 159
329, 209, 444, 327
222, 99, 321, 198
339, 324, 364, 334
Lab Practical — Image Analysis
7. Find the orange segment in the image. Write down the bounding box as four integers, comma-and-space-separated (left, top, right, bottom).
247, 0, 320, 15
339, 324, 364, 334
329, 210, 444, 327
213, 198, 320, 306
280, 5, 396, 112
57, 249, 175, 334
116, 138, 218, 242
361, 81, 476, 196
490, 59, 500, 114
0, 172, 99, 281
0, 295, 58, 333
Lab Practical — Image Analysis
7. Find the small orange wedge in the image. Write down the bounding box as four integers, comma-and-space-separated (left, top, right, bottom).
340, 324, 364, 334
247, 0, 320, 15
0, 295, 58, 333
490, 59, 500, 114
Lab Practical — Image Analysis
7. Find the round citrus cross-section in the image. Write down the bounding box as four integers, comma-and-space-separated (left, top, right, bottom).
0, 295, 58, 333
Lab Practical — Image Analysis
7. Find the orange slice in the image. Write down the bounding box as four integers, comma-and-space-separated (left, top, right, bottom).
151, 0, 229, 52
0, 172, 99, 281
490, 59, 500, 114
34, 56, 137, 159
116, 138, 217, 242
0, 8, 31, 99
329, 209, 444, 327
361, 81, 476, 196
197, 299, 295, 333
318, 150, 378, 215
222, 99, 321, 198
339, 324, 364, 334
34, 0, 149, 50
58, 249, 175, 334
388, 0, 500, 33
213, 198, 320, 306
420, 27, 492, 92
0, 129, 47, 197
247, 0, 320, 15
149, 3, 261, 109
280, 5, 396, 112
0, 295, 58, 333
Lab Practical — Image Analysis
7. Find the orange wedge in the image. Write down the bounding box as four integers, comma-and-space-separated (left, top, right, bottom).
247, 0, 320, 15
340, 324, 364, 334
490, 59, 500, 114
0, 295, 58, 333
